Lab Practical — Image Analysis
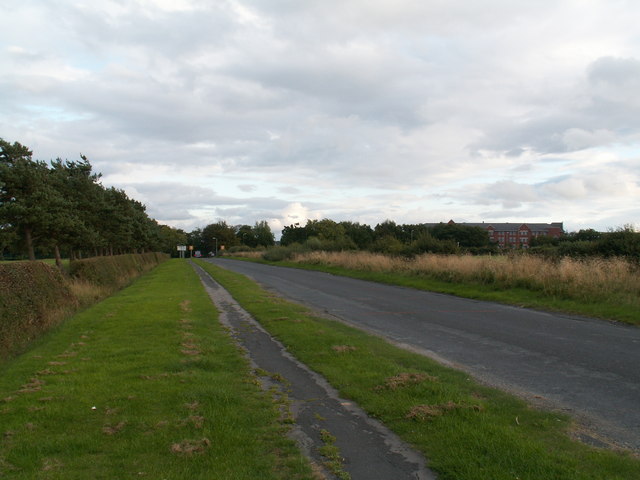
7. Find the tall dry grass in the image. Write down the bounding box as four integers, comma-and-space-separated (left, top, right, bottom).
289, 251, 640, 307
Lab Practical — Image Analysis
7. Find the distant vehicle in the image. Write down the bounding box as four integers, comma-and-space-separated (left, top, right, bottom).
194, 251, 202, 258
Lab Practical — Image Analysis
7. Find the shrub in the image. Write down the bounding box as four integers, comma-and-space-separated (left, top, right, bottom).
69, 252, 168, 288
0, 262, 77, 359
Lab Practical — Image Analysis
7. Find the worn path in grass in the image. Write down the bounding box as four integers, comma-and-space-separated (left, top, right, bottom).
192, 262, 434, 480
207, 258, 640, 453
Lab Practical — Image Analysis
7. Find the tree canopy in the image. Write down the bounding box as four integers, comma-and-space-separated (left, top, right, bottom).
0, 138, 183, 262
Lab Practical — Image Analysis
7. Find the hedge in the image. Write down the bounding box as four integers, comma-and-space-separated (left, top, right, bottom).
0, 253, 168, 360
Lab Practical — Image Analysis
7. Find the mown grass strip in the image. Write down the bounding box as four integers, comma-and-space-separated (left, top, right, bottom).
196, 259, 640, 480
0, 259, 314, 479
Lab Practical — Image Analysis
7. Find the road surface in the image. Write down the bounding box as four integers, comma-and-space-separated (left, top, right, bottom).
207, 258, 640, 452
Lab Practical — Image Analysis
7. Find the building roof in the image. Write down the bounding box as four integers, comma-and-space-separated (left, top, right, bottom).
422, 221, 564, 233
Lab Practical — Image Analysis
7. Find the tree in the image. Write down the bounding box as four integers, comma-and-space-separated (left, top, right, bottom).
236, 224, 256, 247
48, 157, 103, 265
202, 221, 237, 254
187, 228, 204, 252
374, 220, 403, 242
1, 139, 168, 260
158, 225, 187, 256
0, 139, 60, 260
340, 221, 374, 249
429, 223, 490, 248
305, 219, 346, 242
280, 223, 307, 246
253, 220, 275, 247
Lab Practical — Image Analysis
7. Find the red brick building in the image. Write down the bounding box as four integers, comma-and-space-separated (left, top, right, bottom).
431, 220, 564, 248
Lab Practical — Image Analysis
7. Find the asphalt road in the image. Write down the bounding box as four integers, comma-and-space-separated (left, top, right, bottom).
207, 258, 640, 452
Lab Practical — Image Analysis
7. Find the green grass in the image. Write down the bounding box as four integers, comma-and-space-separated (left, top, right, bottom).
196, 259, 640, 480
232, 257, 640, 325
0, 260, 314, 479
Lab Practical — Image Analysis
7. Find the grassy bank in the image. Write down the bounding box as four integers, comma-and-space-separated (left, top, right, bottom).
196, 259, 640, 480
0, 260, 313, 479
0, 253, 168, 361
233, 250, 640, 325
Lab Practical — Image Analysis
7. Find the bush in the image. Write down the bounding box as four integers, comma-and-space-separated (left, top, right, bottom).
0, 262, 77, 359
262, 243, 309, 262
69, 252, 168, 288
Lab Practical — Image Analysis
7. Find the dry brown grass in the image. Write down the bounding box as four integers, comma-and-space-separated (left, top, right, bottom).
170, 438, 211, 456
287, 251, 640, 307
231, 251, 264, 259
331, 345, 357, 353
406, 401, 484, 421
67, 279, 110, 307
376, 372, 438, 391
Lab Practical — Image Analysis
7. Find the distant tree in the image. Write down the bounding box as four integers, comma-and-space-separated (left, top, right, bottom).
158, 224, 187, 256
371, 234, 405, 255
412, 232, 459, 254
203, 221, 237, 254
236, 224, 256, 247
570, 229, 602, 242
280, 223, 307, 246
595, 225, 640, 258
340, 221, 374, 249
305, 219, 346, 242
374, 220, 403, 242
187, 228, 204, 252
429, 223, 490, 248
253, 220, 275, 247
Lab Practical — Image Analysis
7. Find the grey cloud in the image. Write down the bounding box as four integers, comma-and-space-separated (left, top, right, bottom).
3, 1, 640, 234
472, 56, 640, 157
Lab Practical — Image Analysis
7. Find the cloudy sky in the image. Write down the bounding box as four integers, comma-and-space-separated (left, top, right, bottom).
2, 0, 639, 237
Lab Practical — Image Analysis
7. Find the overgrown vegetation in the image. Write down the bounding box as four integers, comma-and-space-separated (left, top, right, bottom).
0, 253, 168, 360
0, 260, 314, 479
196, 260, 640, 480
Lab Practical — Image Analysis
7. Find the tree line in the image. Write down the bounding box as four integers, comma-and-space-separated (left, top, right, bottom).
272, 218, 639, 259
3, 138, 636, 263
0, 139, 185, 265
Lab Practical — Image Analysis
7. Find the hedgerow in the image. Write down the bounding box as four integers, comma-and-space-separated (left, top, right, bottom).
0, 253, 168, 360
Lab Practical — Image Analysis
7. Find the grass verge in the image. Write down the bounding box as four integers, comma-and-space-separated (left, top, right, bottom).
196, 259, 640, 480
0, 259, 314, 479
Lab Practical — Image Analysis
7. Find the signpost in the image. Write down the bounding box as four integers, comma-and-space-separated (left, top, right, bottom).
177, 245, 187, 259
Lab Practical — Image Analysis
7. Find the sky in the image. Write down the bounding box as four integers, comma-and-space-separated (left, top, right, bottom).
2, 0, 639, 237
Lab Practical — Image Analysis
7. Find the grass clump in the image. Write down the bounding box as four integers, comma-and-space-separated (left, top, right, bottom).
0, 259, 314, 479
196, 259, 640, 480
